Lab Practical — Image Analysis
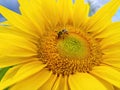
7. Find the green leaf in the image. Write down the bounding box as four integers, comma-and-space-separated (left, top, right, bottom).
0, 66, 11, 81
4, 87, 9, 90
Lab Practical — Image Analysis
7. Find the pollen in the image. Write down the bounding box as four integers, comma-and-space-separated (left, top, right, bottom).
38, 26, 103, 76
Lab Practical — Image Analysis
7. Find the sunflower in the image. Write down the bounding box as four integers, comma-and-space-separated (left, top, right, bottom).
0, 0, 120, 90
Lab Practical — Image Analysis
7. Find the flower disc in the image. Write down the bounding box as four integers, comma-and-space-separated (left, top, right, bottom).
38, 26, 103, 75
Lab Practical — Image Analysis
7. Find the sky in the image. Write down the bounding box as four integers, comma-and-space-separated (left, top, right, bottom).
87, 0, 120, 22
0, 0, 20, 22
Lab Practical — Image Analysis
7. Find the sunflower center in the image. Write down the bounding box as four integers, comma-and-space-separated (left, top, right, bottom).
38, 26, 103, 75
57, 34, 88, 59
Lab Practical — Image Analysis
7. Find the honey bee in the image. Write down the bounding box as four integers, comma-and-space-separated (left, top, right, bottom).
57, 29, 68, 39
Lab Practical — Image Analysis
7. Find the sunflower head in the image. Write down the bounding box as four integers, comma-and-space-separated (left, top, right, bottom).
0, 0, 120, 90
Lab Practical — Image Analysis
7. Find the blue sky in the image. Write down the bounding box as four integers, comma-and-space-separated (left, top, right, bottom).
0, 0, 20, 22
113, 9, 120, 22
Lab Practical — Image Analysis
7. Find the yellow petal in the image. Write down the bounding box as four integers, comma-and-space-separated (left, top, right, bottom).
0, 61, 46, 89
0, 5, 40, 37
0, 25, 38, 43
0, 65, 22, 82
0, 31, 37, 67
91, 66, 120, 88
103, 48, 120, 67
86, 0, 120, 34
103, 57, 120, 68
0, 57, 38, 68
39, 0, 59, 29
18, 0, 45, 35
0, 32, 37, 54
100, 25, 120, 48
73, 0, 89, 28
96, 22, 120, 38
39, 74, 57, 90
57, 0, 73, 25
52, 75, 61, 90
103, 62, 120, 69
52, 75, 69, 90
0, 21, 10, 26
102, 43, 120, 61
13, 61, 46, 81
102, 43, 120, 54
10, 69, 52, 90
101, 36, 120, 49
58, 75, 69, 90
69, 72, 114, 90
0, 65, 22, 90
